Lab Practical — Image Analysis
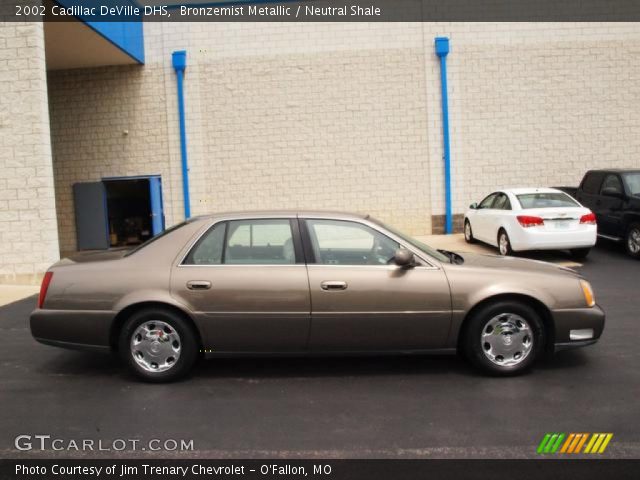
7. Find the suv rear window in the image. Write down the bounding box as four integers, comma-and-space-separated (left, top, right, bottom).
581, 172, 605, 194
516, 193, 579, 209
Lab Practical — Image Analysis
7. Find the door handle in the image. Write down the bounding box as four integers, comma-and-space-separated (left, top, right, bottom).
321, 281, 348, 291
186, 280, 212, 290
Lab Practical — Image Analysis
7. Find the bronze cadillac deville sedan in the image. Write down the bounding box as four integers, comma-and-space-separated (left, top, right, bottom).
31, 211, 605, 382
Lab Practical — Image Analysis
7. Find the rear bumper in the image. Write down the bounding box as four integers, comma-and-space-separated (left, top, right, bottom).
551, 304, 605, 352
30, 309, 114, 351
510, 227, 597, 251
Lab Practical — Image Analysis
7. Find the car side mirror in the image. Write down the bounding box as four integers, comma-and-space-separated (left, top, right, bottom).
601, 187, 624, 199
393, 248, 415, 268
469, 202, 478, 209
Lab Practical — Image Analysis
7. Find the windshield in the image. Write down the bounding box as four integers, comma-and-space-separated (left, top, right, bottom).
516, 192, 579, 209
623, 172, 640, 196
124, 219, 194, 257
373, 219, 451, 263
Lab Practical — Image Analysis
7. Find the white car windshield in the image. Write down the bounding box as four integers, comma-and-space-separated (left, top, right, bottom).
516, 193, 579, 209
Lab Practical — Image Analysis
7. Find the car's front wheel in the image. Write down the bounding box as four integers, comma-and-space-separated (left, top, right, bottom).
119, 308, 199, 382
464, 219, 476, 244
462, 300, 545, 376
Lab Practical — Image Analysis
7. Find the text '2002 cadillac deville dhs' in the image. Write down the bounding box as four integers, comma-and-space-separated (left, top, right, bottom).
31, 211, 605, 382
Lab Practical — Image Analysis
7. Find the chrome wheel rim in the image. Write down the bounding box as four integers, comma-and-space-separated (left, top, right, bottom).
130, 320, 181, 373
628, 228, 640, 254
499, 233, 509, 255
481, 313, 533, 367
465, 222, 472, 241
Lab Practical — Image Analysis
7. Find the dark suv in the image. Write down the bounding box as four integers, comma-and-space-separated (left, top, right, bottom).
572, 170, 640, 258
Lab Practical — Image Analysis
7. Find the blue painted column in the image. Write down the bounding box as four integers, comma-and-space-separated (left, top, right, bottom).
172, 50, 191, 219
435, 37, 452, 234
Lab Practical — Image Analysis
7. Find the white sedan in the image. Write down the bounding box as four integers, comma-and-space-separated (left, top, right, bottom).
464, 188, 597, 258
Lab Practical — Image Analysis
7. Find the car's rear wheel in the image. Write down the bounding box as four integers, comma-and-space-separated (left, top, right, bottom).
462, 300, 544, 376
498, 229, 513, 256
625, 223, 640, 259
570, 248, 591, 260
119, 308, 198, 382
464, 219, 476, 244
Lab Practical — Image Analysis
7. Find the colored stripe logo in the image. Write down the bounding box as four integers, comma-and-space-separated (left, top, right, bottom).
537, 433, 613, 454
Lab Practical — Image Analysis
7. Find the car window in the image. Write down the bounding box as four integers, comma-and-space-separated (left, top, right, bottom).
126, 219, 194, 257
478, 193, 498, 209
306, 219, 399, 265
374, 219, 450, 263
601, 174, 623, 194
492, 193, 511, 210
581, 172, 604, 194
623, 172, 640, 196
183, 222, 226, 265
225, 219, 295, 265
516, 192, 579, 209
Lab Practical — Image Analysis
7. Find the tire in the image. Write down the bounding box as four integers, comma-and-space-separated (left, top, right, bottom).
464, 219, 476, 244
625, 223, 640, 259
570, 248, 591, 260
118, 308, 199, 382
497, 229, 513, 256
462, 300, 545, 376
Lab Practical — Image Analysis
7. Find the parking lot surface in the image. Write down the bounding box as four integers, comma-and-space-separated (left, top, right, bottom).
1, 242, 638, 459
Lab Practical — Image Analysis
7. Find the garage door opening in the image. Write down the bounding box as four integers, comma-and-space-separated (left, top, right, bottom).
73, 176, 165, 250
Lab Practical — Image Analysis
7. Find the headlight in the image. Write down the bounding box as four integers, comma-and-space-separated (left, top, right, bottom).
580, 280, 595, 308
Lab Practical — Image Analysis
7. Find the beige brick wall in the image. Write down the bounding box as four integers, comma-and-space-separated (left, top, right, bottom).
47, 22, 640, 255
424, 23, 640, 215
0, 22, 59, 284
49, 22, 433, 253
48, 64, 180, 254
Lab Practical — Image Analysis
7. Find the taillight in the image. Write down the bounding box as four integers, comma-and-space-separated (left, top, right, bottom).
38, 271, 53, 309
517, 215, 545, 228
580, 212, 597, 225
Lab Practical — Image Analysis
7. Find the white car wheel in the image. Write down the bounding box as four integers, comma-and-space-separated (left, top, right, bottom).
498, 230, 513, 256
464, 220, 475, 244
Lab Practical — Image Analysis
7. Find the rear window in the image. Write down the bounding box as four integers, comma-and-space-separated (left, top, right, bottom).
516, 193, 579, 209
581, 172, 604, 194
124, 220, 193, 256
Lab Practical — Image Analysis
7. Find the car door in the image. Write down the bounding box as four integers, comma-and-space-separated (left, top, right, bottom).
598, 174, 626, 237
302, 218, 452, 351
486, 193, 510, 241
577, 171, 605, 220
472, 192, 499, 243
170, 217, 311, 352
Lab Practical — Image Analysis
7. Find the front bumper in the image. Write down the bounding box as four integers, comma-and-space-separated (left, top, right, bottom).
551, 304, 605, 352
30, 309, 114, 351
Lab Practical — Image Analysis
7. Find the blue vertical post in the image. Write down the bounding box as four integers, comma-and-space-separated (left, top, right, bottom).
172, 50, 191, 219
435, 37, 452, 234
148, 176, 165, 235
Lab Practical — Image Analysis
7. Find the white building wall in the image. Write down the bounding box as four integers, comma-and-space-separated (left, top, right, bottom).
47, 22, 640, 256
426, 23, 640, 229
0, 22, 59, 284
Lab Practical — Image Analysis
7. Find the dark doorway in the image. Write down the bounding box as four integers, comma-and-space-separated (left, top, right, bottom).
104, 178, 152, 247
73, 176, 165, 250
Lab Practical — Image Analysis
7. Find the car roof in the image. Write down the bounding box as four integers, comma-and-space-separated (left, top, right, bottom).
586, 168, 640, 174
191, 210, 370, 222
500, 187, 566, 195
